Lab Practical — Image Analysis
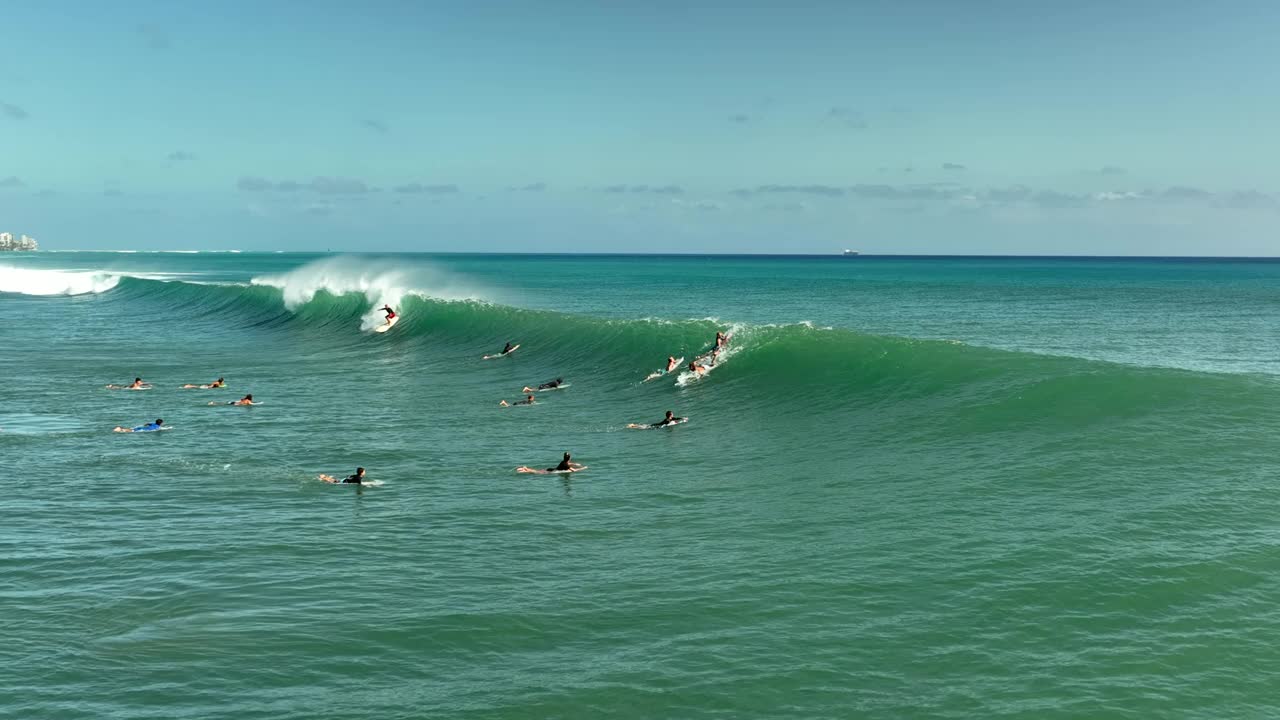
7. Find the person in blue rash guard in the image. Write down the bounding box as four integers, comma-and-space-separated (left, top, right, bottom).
114, 418, 164, 433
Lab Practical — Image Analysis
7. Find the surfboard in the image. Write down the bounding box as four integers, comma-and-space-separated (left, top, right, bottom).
374, 316, 399, 333
106, 384, 152, 391
484, 344, 520, 359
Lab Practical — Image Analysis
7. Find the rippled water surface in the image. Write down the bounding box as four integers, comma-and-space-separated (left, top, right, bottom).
4, 253, 1280, 719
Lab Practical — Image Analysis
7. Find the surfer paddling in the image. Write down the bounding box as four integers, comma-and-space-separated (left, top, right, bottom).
211, 394, 257, 406
627, 410, 687, 429
500, 394, 536, 407
180, 377, 225, 389
523, 378, 565, 392
688, 360, 708, 376
319, 467, 368, 484
107, 377, 151, 390
113, 418, 164, 433
516, 452, 587, 474
483, 342, 520, 359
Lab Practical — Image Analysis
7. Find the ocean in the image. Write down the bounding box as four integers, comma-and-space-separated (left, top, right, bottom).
3, 252, 1280, 719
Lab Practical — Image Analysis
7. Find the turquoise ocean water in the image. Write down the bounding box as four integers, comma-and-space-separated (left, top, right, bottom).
3, 252, 1280, 719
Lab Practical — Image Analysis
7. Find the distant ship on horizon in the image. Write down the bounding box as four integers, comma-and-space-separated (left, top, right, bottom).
842, 249, 860, 256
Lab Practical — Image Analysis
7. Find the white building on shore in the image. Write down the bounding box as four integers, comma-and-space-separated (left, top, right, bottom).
0, 232, 38, 251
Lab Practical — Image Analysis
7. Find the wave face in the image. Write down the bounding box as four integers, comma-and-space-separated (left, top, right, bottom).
19, 257, 1269, 442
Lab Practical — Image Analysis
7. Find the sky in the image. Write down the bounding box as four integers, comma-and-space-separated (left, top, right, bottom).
1, 0, 1279, 254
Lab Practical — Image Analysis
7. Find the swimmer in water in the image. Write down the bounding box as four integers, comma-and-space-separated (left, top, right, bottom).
627, 410, 687, 429
107, 377, 152, 390
320, 467, 368, 484
500, 394, 536, 407
516, 452, 587, 474
211, 394, 255, 406
113, 418, 164, 433
522, 378, 564, 393
180, 377, 225, 389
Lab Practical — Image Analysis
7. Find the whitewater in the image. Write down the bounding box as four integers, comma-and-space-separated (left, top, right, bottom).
4, 251, 1280, 720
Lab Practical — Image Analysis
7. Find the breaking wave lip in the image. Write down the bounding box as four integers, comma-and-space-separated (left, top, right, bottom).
249, 256, 497, 331
0, 265, 123, 296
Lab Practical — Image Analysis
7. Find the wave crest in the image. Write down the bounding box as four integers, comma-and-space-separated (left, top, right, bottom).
249, 256, 495, 331
0, 265, 122, 296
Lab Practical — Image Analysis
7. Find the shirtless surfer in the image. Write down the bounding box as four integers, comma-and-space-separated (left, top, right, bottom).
180, 377, 225, 389
107, 377, 151, 390
688, 360, 708, 376
697, 331, 730, 363
113, 418, 164, 433
211, 394, 256, 406
516, 452, 587, 474
319, 467, 368, 484
500, 394, 536, 407
627, 410, 687, 429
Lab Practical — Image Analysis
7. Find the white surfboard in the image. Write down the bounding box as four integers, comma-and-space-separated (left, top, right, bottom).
373, 316, 399, 333
484, 344, 520, 359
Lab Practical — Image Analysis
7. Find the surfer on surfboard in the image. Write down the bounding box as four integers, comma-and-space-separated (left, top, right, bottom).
107, 377, 151, 390
180, 377, 225, 389
516, 452, 587, 474
523, 378, 565, 392
211, 394, 257, 406
688, 360, 708, 376
319, 467, 368, 484
627, 410, 687, 429
500, 394, 536, 407
697, 331, 730, 363
484, 342, 520, 359
113, 418, 164, 433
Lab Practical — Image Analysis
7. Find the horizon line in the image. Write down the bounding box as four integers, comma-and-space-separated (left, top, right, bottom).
29, 250, 1280, 261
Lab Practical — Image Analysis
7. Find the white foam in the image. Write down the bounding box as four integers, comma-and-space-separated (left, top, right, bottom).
250, 256, 494, 331
0, 265, 121, 296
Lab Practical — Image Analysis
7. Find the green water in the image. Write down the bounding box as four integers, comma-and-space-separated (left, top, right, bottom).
3, 253, 1280, 719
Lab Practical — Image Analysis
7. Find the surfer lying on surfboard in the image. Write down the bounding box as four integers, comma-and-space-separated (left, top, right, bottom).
516, 452, 587, 474
106, 377, 152, 390
627, 410, 687, 429
319, 467, 368, 484
523, 378, 565, 392
210, 394, 258, 406
113, 418, 164, 433
687, 360, 708, 376
483, 342, 520, 359
500, 394, 536, 407
180, 377, 225, 389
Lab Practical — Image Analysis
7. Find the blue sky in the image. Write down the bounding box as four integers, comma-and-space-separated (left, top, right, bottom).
2, 1, 1278, 254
